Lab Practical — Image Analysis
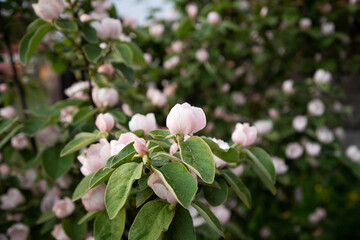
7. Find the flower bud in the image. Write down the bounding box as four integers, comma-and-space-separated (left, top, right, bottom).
129, 113, 157, 134
211, 205, 230, 225
171, 41, 183, 53
346, 145, 360, 162
282, 79, 294, 94
41, 187, 61, 213
304, 141, 321, 157
52, 224, 70, 240
149, 24, 164, 37
260, 6, 268, 17
147, 172, 178, 204
321, 22, 335, 35
143, 53, 153, 63
52, 197, 75, 219
11, 133, 27, 150
1, 188, 25, 210
110, 133, 138, 156
231, 123, 257, 146
186, 3, 198, 18
64, 82, 89, 100
7, 223, 29, 240
98, 63, 115, 76
285, 142, 303, 159
292, 116, 307, 132
308, 99, 325, 116
164, 56, 180, 69
314, 69, 332, 84
36, 125, 61, 147
80, 14, 92, 22
95, 113, 114, 132
316, 127, 334, 144
146, 88, 167, 107
299, 18, 312, 29
231, 92, 246, 106
207, 11, 221, 25
196, 48, 209, 63
211, 138, 230, 168
134, 138, 148, 156
0, 106, 17, 119
91, 0, 112, 12
166, 103, 206, 135
92, 87, 119, 108
91, 18, 122, 40
0, 83, 9, 93
254, 120, 273, 135
81, 184, 106, 211
271, 157, 288, 175
308, 208, 326, 224
123, 15, 137, 29
32, 0, 65, 22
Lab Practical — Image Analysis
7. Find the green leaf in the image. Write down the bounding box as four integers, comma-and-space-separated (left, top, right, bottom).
23, 117, 47, 136
114, 43, 133, 65
151, 152, 181, 163
153, 162, 197, 208
27, 18, 47, 32
136, 187, 153, 208
78, 211, 100, 225
202, 138, 239, 163
94, 210, 126, 240
55, 19, 78, 32
36, 211, 55, 224
221, 169, 251, 208
105, 162, 143, 219
122, 41, 146, 66
129, 200, 175, 240
62, 216, 87, 240
89, 167, 114, 189
179, 136, 215, 184
245, 147, 276, 194
82, 44, 102, 62
176, 17, 193, 38
19, 23, 52, 65
108, 110, 126, 123
72, 107, 98, 124
149, 129, 172, 139
112, 62, 135, 84
203, 177, 228, 207
165, 206, 196, 240
72, 173, 95, 201
81, 26, 98, 43
191, 201, 224, 237
42, 145, 74, 181
0, 117, 18, 135
106, 142, 135, 168
60, 132, 99, 157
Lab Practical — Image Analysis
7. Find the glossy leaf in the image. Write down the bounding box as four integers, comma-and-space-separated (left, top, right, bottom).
60, 132, 98, 157
94, 210, 126, 240
106, 142, 135, 168
165, 206, 196, 240
149, 129, 172, 139
202, 137, 239, 163
89, 167, 114, 189
82, 44, 102, 62
221, 169, 251, 208
114, 43, 133, 65
81, 26, 98, 43
191, 201, 224, 237
203, 177, 228, 206
72, 173, 95, 201
122, 41, 146, 66
42, 145, 74, 180
55, 19, 78, 32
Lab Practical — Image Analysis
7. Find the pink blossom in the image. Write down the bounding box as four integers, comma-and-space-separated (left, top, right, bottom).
91, 18, 122, 40
97, 63, 115, 76
52, 197, 75, 219
129, 113, 157, 134
110, 133, 138, 156
52, 224, 70, 240
41, 187, 61, 213
32, 0, 65, 22
95, 113, 114, 132
147, 172, 178, 204
231, 123, 257, 147
7, 223, 29, 240
0, 106, 17, 119
149, 24, 164, 37
186, 3, 198, 18
1, 188, 25, 210
195, 48, 209, 63
207, 11, 221, 25
134, 138, 148, 156
64, 82, 89, 100
92, 87, 119, 108
36, 125, 61, 147
81, 184, 106, 211
11, 133, 27, 150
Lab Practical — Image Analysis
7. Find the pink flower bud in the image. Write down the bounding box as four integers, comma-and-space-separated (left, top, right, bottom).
64, 82, 89, 100
316, 127, 334, 144
123, 15, 137, 29
149, 24, 164, 37
52, 197, 75, 219
41, 187, 61, 213
0, 83, 9, 92
211, 205, 230, 225
19, 169, 37, 190
146, 88, 167, 107
36, 125, 61, 147
7, 223, 29, 240
129, 113, 157, 134
231, 123, 257, 146
110, 133, 138, 156
195, 48, 209, 63
207, 11, 221, 25
95, 113, 114, 132
91, 18, 122, 40
32, 0, 65, 22
346, 145, 360, 162
304, 141, 321, 157
11, 133, 27, 150
299, 18, 312, 29
143, 53, 153, 63
231, 92, 246, 106
271, 157, 288, 175
260, 6, 268, 17
292, 116, 307, 132
78, 139, 111, 176
148, 172, 177, 204
171, 41, 183, 53
186, 3, 198, 18
254, 120, 273, 135
285, 142, 304, 159
321, 22, 335, 36
52, 224, 70, 240
308, 208, 326, 224
81, 184, 106, 211
166, 103, 206, 135
308, 99, 325, 116
0, 164, 10, 176
164, 56, 180, 69
134, 138, 148, 156
97, 63, 115, 76
1, 188, 25, 210
211, 138, 230, 168
92, 87, 119, 108
282, 79, 294, 94
314, 69, 332, 84
80, 14, 92, 22
0, 106, 17, 119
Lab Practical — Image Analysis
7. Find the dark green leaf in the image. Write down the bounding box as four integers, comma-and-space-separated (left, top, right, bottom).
89, 167, 114, 189
72, 172, 95, 201
62, 216, 87, 240
81, 26, 98, 43
78, 211, 100, 225
203, 177, 228, 206
60, 132, 99, 157
112, 62, 135, 84
36, 211, 55, 224
94, 210, 126, 240
55, 19, 78, 32
0, 118, 18, 135
221, 169, 251, 208
42, 145, 74, 180
202, 138, 239, 163
149, 129, 172, 139
165, 206, 196, 240
82, 44, 102, 62
72, 107, 98, 124
114, 43, 133, 65
136, 187, 153, 208
191, 201, 224, 237
106, 142, 135, 168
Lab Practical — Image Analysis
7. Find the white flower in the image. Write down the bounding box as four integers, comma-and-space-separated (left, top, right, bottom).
308, 99, 325, 116
292, 116, 307, 132
285, 142, 304, 159
271, 157, 288, 174
346, 145, 360, 162
254, 120, 273, 135
314, 69, 332, 84
316, 127, 334, 144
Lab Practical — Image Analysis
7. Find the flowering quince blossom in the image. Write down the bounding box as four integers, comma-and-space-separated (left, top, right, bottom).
19, 169, 37, 190
80, 14, 92, 22
52, 223, 70, 240
11, 133, 27, 150
316, 127, 334, 144
97, 63, 115, 76
254, 119, 273, 135
314, 69, 332, 84
95, 113, 114, 132
146, 87, 167, 107
41, 187, 61, 213
64, 82, 89, 100
52, 197, 75, 219
164, 56, 180, 69
231, 92, 246, 106
292, 115, 308, 132
78, 139, 111, 176
7, 223, 30, 240
166, 103, 206, 135
129, 113, 157, 134
81, 184, 106, 211
91, 0, 112, 12
171, 41, 183, 53
285, 142, 304, 159
91, 18, 122, 40
195, 48, 209, 63
211, 205, 231, 225
147, 172, 177, 204
346, 145, 360, 162
92, 87, 119, 108
211, 138, 230, 168
1, 188, 25, 210
36, 125, 61, 147
321, 22, 335, 35
308, 99, 325, 116
308, 208, 327, 224
207, 11, 221, 25
304, 141, 322, 157
143, 53, 153, 63
0, 106, 17, 119
149, 24, 165, 37
186, 3, 198, 18
299, 18, 312, 29
32, 0, 65, 22
133, 138, 148, 156
110, 132, 138, 156
271, 157, 288, 174
282, 79, 294, 94
231, 123, 257, 147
